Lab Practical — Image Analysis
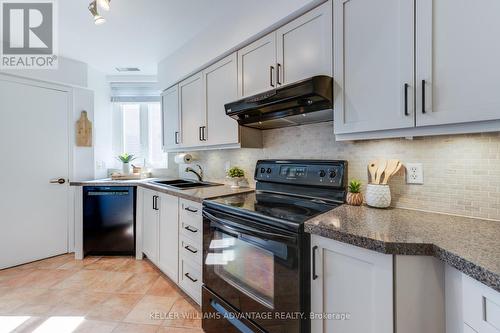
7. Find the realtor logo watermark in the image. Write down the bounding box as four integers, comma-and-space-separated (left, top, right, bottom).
1, 0, 58, 69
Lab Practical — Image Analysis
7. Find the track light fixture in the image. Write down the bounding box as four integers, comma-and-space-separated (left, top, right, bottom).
88, 0, 110, 25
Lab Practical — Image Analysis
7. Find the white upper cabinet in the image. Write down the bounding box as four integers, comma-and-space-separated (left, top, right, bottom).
276, 0, 332, 86
179, 72, 205, 148
238, 33, 277, 98
416, 0, 500, 127
333, 0, 415, 135
203, 53, 240, 146
162, 85, 181, 150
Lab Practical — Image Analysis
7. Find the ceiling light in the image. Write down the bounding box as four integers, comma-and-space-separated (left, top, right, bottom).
97, 0, 111, 11
88, 1, 106, 25
116, 67, 141, 72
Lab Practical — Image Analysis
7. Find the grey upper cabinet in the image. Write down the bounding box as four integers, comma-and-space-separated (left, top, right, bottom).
333, 0, 415, 135
276, 0, 332, 86
203, 53, 240, 146
237, 33, 277, 98
415, 0, 500, 127
161, 85, 181, 150
179, 72, 205, 148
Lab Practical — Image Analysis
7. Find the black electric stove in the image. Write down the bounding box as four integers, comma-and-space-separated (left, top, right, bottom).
202, 160, 347, 333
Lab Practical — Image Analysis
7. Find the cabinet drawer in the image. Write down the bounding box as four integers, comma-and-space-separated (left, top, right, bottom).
179, 258, 202, 305
179, 235, 202, 266
179, 199, 202, 222
463, 274, 500, 333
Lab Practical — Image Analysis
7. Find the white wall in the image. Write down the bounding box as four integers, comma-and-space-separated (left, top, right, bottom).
88, 67, 113, 178
0, 57, 88, 87
157, 0, 322, 90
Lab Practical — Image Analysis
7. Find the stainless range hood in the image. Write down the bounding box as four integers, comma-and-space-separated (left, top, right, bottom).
225, 75, 333, 130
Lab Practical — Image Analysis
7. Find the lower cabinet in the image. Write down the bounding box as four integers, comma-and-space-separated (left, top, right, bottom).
462, 274, 500, 333
140, 188, 202, 304
311, 235, 393, 333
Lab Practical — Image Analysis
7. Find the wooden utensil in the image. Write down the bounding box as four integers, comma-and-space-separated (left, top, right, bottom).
368, 161, 378, 184
374, 159, 387, 185
382, 159, 400, 184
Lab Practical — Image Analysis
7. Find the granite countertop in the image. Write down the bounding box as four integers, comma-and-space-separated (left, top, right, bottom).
305, 205, 500, 292
70, 178, 254, 203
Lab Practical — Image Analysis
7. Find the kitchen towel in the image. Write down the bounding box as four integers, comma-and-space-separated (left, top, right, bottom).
174, 153, 193, 164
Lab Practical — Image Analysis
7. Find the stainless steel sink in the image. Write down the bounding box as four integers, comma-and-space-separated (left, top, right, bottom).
151, 179, 222, 190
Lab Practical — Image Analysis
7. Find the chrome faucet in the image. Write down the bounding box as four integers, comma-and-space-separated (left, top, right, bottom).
185, 164, 203, 182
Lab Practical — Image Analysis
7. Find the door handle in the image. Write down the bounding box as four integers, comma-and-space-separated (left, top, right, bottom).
184, 245, 198, 254
312, 245, 319, 280
49, 178, 66, 184
184, 273, 198, 283
270, 65, 275, 87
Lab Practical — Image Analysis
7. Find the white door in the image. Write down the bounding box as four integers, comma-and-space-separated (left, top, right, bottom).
158, 193, 179, 283
311, 236, 393, 333
179, 72, 205, 147
142, 189, 158, 264
333, 0, 415, 134
162, 85, 181, 150
237, 32, 277, 97
0, 78, 70, 269
276, 0, 332, 86
204, 52, 240, 146
416, 0, 500, 126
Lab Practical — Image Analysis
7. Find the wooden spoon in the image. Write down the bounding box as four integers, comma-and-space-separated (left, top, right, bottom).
374, 159, 387, 185
382, 159, 400, 184
368, 161, 378, 184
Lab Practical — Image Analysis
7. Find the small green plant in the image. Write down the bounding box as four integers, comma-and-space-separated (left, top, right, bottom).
227, 166, 245, 178
117, 153, 137, 163
348, 180, 362, 193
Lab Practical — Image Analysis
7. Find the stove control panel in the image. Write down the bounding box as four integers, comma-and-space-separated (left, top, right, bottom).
255, 160, 347, 188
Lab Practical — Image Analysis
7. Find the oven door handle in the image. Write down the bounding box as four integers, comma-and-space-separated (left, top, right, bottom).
203, 210, 297, 244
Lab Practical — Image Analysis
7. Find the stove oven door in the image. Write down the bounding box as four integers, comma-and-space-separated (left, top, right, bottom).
202, 208, 305, 333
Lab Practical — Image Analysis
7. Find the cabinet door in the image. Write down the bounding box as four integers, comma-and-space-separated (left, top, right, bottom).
158, 193, 179, 283
162, 85, 181, 150
142, 190, 158, 264
237, 33, 276, 98
333, 0, 415, 134
276, 1, 332, 86
203, 52, 239, 146
416, 0, 500, 127
179, 72, 205, 147
311, 236, 393, 333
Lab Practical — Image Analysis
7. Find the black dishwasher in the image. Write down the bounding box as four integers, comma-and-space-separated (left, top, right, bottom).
83, 186, 136, 256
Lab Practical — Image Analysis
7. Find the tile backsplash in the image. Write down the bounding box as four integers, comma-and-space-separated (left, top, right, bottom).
182, 122, 500, 221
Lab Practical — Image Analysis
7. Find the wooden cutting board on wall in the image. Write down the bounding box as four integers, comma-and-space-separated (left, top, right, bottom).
76, 111, 92, 147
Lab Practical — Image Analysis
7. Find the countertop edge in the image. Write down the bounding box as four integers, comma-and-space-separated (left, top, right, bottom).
305, 222, 500, 293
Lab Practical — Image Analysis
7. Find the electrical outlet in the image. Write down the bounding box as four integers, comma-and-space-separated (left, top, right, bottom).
406, 163, 424, 184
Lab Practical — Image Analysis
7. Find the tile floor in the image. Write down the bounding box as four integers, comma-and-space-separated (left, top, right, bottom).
0, 255, 204, 333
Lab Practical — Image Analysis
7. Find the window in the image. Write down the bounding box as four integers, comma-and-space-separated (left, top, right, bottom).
113, 102, 167, 169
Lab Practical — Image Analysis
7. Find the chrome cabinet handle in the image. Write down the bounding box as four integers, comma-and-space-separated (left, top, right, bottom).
270, 66, 275, 87
277, 63, 282, 85
404, 83, 409, 116
185, 207, 198, 213
174, 131, 180, 145
184, 273, 198, 283
184, 225, 198, 233
49, 178, 66, 184
421, 80, 426, 114
184, 245, 198, 254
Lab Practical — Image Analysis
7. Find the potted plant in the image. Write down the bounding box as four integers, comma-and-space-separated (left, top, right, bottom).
227, 166, 245, 188
117, 153, 137, 175
346, 180, 364, 206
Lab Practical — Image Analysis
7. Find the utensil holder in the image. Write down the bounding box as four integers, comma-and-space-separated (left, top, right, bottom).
365, 184, 391, 208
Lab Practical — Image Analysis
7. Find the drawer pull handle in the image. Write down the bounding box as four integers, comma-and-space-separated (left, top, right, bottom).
184, 245, 198, 254
185, 207, 198, 213
184, 225, 198, 233
185, 273, 198, 283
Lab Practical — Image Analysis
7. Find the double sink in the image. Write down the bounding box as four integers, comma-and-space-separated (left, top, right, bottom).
152, 179, 222, 190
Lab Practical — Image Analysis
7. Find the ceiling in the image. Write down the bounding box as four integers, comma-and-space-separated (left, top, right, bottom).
59, 0, 246, 75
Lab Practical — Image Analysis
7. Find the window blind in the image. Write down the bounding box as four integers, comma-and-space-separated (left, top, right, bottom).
110, 82, 161, 103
